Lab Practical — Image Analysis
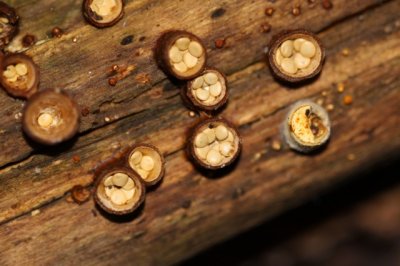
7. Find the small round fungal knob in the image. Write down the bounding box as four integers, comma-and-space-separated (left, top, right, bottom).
155, 30, 207, 80
282, 99, 331, 153
188, 118, 241, 170
0, 54, 39, 98
22, 89, 80, 145
94, 168, 145, 215
185, 68, 229, 112
268, 29, 325, 83
127, 144, 165, 187
82, 0, 124, 28
71, 185, 91, 204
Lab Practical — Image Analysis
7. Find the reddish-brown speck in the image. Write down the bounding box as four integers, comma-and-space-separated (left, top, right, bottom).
343, 95, 353, 105
292, 5, 301, 16
51, 27, 63, 38
322, 0, 333, 9
111, 64, 119, 72
22, 34, 36, 47
71, 185, 91, 205
81, 107, 90, 117
72, 155, 81, 163
260, 22, 271, 33
214, 38, 226, 49
265, 7, 275, 16
108, 77, 118, 86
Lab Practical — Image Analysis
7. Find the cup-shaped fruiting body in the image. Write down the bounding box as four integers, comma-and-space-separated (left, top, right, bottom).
268, 29, 325, 83
188, 118, 241, 170
0, 2, 19, 50
0, 53, 39, 98
282, 99, 331, 153
186, 68, 229, 111
127, 144, 165, 187
22, 89, 80, 145
82, 0, 124, 28
71, 185, 91, 204
155, 30, 207, 80
94, 168, 145, 215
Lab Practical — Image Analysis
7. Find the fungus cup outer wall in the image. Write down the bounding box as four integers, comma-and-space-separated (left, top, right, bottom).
22, 88, 80, 145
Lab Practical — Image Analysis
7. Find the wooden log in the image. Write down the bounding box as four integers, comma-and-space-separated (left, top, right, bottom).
0, 0, 399, 265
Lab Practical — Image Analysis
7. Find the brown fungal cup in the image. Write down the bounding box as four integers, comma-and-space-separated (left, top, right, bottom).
51, 27, 63, 38
0, 2, 19, 50
22, 89, 80, 145
0, 53, 39, 98
82, 0, 124, 28
268, 29, 325, 83
127, 144, 165, 187
186, 68, 228, 112
22, 34, 36, 47
155, 30, 207, 80
94, 168, 145, 215
71, 185, 91, 204
188, 118, 241, 170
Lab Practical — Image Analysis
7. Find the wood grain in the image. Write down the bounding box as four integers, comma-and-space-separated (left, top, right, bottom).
0, 0, 399, 265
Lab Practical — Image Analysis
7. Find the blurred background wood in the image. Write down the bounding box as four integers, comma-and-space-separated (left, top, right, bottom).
0, 0, 399, 265
184, 158, 400, 266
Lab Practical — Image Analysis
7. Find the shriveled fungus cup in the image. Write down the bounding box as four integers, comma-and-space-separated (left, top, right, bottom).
282, 99, 331, 153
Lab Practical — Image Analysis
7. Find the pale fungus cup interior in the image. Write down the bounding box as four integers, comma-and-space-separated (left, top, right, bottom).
0, 16, 11, 31
192, 120, 240, 169
3, 62, 29, 87
96, 170, 144, 214
168, 35, 206, 79
188, 69, 227, 108
87, 0, 123, 24
284, 100, 331, 152
128, 145, 164, 185
273, 33, 322, 79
